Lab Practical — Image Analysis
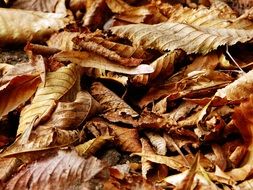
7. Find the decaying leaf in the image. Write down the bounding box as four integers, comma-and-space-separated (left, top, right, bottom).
53, 50, 154, 75
3, 150, 108, 190
109, 124, 142, 153
75, 135, 113, 158
0, 8, 68, 46
110, 21, 253, 54
91, 82, 139, 125
18, 63, 79, 135
0, 158, 22, 182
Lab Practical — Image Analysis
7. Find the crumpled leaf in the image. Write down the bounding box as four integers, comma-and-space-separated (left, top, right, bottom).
53, 50, 154, 75
0, 8, 68, 46
18, 63, 79, 135
215, 69, 253, 101
109, 124, 142, 153
40, 91, 100, 130
75, 135, 113, 158
110, 21, 253, 54
91, 82, 139, 125
225, 95, 253, 181
3, 150, 108, 190
145, 131, 167, 155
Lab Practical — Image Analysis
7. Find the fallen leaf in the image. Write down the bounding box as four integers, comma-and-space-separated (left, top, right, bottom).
145, 131, 167, 155
0, 158, 22, 182
110, 22, 253, 54
0, 8, 68, 46
75, 135, 113, 158
3, 150, 108, 190
53, 50, 154, 75
18, 63, 79, 135
91, 82, 139, 125
109, 124, 142, 153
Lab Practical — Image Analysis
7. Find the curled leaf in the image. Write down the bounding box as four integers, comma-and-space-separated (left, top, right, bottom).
53, 51, 154, 75
145, 131, 167, 155
18, 63, 79, 135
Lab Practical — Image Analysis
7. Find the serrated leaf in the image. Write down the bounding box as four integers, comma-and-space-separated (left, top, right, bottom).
3, 150, 108, 190
0, 8, 67, 46
18, 63, 79, 135
75, 135, 113, 158
110, 21, 253, 54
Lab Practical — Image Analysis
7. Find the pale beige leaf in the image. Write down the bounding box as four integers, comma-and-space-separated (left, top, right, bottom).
145, 131, 167, 155
75, 135, 113, 158
110, 22, 253, 54
215, 70, 253, 101
3, 150, 107, 190
53, 51, 154, 75
0, 8, 68, 46
18, 63, 79, 135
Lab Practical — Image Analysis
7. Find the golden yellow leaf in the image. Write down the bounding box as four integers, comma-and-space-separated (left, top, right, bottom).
0, 8, 68, 46
18, 63, 79, 135
53, 51, 154, 75
110, 21, 253, 54
75, 135, 113, 158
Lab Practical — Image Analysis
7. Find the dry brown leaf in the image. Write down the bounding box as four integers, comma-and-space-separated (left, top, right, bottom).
215, 69, 253, 101
3, 150, 108, 190
140, 138, 155, 179
0, 158, 22, 182
85, 117, 111, 137
211, 144, 227, 171
132, 50, 184, 85
11, 0, 66, 14
0, 8, 68, 46
53, 50, 154, 75
0, 74, 41, 119
41, 91, 100, 130
225, 95, 253, 181
145, 131, 167, 155
132, 153, 188, 172
91, 82, 139, 125
109, 124, 142, 153
75, 135, 113, 158
46, 31, 81, 51
110, 21, 253, 54
18, 63, 79, 135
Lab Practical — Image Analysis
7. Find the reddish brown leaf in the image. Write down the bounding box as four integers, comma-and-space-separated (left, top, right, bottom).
3, 150, 108, 190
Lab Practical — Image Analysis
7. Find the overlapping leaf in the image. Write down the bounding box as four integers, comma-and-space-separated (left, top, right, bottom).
110, 21, 253, 54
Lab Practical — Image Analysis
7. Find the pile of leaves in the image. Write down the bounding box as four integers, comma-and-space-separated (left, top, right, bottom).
1, 0, 253, 189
